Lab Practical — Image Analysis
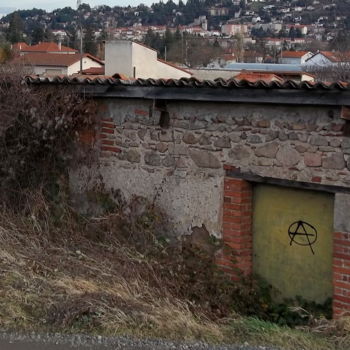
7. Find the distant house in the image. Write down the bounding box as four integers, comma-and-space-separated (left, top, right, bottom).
13, 42, 78, 56
13, 53, 104, 76
208, 7, 229, 16
105, 40, 192, 79
279, 51, 313, 64
208, 52, 236, 68
221, 24, 248, 36
305, 51, 350, 66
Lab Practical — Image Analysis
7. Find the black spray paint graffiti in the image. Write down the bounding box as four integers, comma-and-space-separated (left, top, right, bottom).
288, 221, 318, 255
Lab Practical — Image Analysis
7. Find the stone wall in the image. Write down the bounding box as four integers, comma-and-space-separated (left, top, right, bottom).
73, 98, 350, 237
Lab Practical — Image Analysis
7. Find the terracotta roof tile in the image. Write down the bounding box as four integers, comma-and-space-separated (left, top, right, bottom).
82, 67, 105, 75
281, 51, 309, 58
316, 51, 350, 63
21, 42, 78, 53
24, 75, 349, 91
13, 53, 104, 67
235, 72, 284, 84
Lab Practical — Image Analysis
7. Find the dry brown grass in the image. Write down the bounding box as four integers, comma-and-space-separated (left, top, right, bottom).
0, 192, 226, 342
0, 191, 348, 350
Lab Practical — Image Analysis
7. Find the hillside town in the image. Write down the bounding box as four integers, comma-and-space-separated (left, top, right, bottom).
1, 0, 350, 67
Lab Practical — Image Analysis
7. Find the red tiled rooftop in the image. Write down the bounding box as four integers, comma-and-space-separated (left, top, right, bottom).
319, 51, 350, 63
82, 67, 105, 75
13, 53, 104, 67
281, 51, 309, 58
12, 42, 29, 51
20, 42, 78, 53
235, 72, 284, 84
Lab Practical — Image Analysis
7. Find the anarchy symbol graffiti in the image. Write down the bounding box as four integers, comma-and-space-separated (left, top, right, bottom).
288, 220, 318, 255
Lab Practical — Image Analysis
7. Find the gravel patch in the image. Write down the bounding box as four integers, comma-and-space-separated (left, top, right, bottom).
0, 332, 281, 350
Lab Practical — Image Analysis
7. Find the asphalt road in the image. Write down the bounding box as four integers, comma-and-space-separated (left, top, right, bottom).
0, 333, 280, 350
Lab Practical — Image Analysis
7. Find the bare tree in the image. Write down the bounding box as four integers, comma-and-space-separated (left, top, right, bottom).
167, 36, 224, 68
305, 52, 350, 82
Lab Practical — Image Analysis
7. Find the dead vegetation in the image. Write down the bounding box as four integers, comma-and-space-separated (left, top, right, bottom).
0, 189, 348, 350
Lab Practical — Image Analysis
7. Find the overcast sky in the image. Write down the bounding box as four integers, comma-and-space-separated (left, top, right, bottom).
4, 1, 168, 12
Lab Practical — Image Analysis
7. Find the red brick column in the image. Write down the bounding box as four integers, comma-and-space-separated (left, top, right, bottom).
99, 117, 121, 157
333, 231, 350, 318
217, 177, 253, 279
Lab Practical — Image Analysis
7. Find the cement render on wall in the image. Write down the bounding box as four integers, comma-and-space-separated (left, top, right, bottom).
71, 98, 350, 238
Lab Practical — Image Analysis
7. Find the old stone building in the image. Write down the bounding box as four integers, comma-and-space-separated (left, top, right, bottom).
28, 76, 350, 318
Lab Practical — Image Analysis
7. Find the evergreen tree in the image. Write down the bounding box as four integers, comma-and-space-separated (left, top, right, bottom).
32, 26, 45, 45
6, 12, 24, 43
83, 26, 97, 56
164, 27, 174, 56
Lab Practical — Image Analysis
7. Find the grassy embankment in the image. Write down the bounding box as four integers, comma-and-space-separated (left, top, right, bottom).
0, 192, 349, 350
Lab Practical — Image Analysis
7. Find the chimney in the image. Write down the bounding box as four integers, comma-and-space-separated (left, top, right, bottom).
58, 39, 62, 51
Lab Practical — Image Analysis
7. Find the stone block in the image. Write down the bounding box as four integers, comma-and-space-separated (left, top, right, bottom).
176, 157, 188, 168
322, 152, 345, 170
162, 155, 175, 167
256, 158, 274, 166
330, 138, 341, 148
255, 142, 279, 158
199, 135, 211, 146
189, 149, 221, 168
126, 150, 141, 163
292, 123, 306, 130
144, 152, 161, 166
265, 131, 278, 142
297, 133, 309, 142
156, 143, 168, 153
304, 152, 322, 167
247, 134, 262, 144
257, 120, 270, 128
310, 135, 328, 146
276, 146, 301, 167
229, 145, 252, 161
150, 131, 159, 141
295, 144, 308, 153
173, 120, 190, 129
159, 130, 174, 142
214, 136, 231, 148
288, 132, 298, 140
230, 133, 241, 143
137, 129, 147, 141
183, 132, 198, 144
342, 138, 350, 150
169, 144, 188, 155
189, 121, 207, 130
278, 131, 288, 141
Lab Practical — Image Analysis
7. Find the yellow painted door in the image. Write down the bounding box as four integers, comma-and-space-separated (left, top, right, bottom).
253, 184, 334, 303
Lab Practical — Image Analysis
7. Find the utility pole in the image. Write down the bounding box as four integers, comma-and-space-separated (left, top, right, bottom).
77, 0, 83, 73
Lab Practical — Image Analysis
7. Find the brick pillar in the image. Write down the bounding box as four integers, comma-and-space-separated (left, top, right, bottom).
333, 231, 350, 318
333, 193, 350, 318
217, 177, 253, 279
99, 117, 121, 156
